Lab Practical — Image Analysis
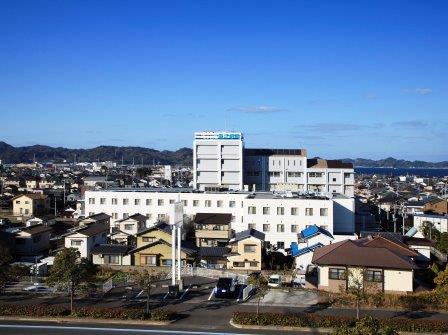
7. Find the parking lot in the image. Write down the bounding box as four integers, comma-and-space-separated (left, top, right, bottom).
243, 288, 319, 307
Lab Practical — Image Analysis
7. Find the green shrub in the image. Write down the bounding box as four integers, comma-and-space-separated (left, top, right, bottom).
232, 311, 448, 333
0, 304, 175, 321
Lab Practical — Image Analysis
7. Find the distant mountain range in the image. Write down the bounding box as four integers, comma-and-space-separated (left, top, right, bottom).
1, 141, 447, 168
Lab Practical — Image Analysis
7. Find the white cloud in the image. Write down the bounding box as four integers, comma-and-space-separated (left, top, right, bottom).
402, 88, 432, 95
227, 105, 285, 113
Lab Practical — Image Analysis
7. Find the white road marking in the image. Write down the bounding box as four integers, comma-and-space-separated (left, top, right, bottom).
0, 324, 253, 335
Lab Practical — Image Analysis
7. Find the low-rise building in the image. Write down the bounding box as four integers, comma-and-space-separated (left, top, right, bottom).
226, 229, 265, 271
91, 244, 132, 266
194, 213, 232, 247
14, 224, 52, 256
64, 222, 109, 258
12, 194, 50, 217
312, 236, 418, 294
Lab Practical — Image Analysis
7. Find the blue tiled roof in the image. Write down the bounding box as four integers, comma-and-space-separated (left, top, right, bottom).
300, 225, 334, 240
290, 242, 324, 257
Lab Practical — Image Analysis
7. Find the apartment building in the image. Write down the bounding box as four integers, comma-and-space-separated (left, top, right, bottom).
84, 188, 355, 249
193, 131, 244, 191
193, 131, 355, 197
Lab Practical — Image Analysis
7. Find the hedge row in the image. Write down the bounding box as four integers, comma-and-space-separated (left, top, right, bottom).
0, 304, 176, 321
232, 311, 448, 333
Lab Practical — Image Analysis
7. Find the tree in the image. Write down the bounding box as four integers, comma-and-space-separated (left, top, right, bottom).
420, 221, 440, 241
0, 245, 12, 266
47, 248, 98, 312
133, 269, 163, 314
345, 268, 370, 320
434, 266, 448, 288
247, 273, 269, 316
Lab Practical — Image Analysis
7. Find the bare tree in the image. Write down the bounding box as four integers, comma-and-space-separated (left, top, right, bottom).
247, 273, 269, 316
133, 269, 164, 314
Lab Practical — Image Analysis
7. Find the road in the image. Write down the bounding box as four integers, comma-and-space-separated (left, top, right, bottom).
0, 321, 306, 335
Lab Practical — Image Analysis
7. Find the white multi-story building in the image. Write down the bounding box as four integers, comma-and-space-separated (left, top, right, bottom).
193, 131, 355, 197
193, 131, 244, 191
84, 188, 354, 249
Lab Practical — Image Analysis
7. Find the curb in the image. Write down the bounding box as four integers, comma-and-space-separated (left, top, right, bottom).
229, 319, 332, 333
0, 316, 173, 326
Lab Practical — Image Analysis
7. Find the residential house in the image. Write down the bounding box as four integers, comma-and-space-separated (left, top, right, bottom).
110, 213, 147, 244
12, 194, 50, 217
197, 247, 230, 269
64, 222, 109, 258
312, 236, 418, 294
226, 229, 265, 271
131, 222, 196, 267
424, 198, 448, 215
91, 244, 132, 266
15, 224, 52, 256
194, 213, 232, 247
78, 212, 110, 226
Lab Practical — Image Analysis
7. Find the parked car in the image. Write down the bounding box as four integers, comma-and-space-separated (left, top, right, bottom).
215, 277, 237, 298
268, 274, 282, 287
292, 274, 305, 288
23, 284, 53, 293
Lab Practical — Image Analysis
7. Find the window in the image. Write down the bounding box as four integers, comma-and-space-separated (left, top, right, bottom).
231, 215, 235, 222
158, 199, 164, 206
365, 270, 383, 283
249, 261, 258, 267
89, 198, 95, 205
309, 172, 323, 178
320, 225, 328, 231
291, 225, 298, 233
123, 213, 129, 219
142, 236, 156, 243
71, 240, 82, 246
277, 241, 284, 249
233, 262, 245, 268
248, 223, 255, 230
100, 198, 106, 205
162, 259, 172, 266
193, 200, 199, 207
344, 173, 351, 178
217, 200, 223, 207
169, 199, 175, 204
112, 213, 118, 219
124, 224, 134, 230
158, 214, 166, 221
277, 224, 284, 232
305, 208, 313, 216
229, 201, 235, 208
146, 213, 152, 219
123, 198, 129, 205
291, 207, 298, 215
248, 206, 256, 214
277, 207, 284, 215
320, 208, 328, 216
146, 199, 152, 206
16, 200, 20, 204
329, 268, 346, 280
263, 224, 270, 232
105, 255, 119, 264
182, 200, 188, 206
287, 172, 302, 177
263, 207, 270, 215
89, 212, 94, 216
268, 171, 280, 177
244, 244, 256, 253
141, 255, 157, 266
135, 199, 140, 205
112, 198, 118, 205
205, 200, 211, 207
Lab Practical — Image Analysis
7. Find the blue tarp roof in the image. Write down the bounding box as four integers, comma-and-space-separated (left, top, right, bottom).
300, 225, 334, 240
290, 242, 324, 257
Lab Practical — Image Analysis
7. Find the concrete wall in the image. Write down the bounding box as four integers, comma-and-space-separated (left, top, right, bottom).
384, 269, 413, 293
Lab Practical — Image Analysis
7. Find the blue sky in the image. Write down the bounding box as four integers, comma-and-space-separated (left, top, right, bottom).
0, 1, 447, 161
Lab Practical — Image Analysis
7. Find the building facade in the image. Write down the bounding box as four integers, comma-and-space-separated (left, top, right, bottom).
193, 131, 244, 191
84, 188, 355, 249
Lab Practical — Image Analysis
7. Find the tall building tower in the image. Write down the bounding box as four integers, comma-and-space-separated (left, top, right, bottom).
193, 131, 244, 191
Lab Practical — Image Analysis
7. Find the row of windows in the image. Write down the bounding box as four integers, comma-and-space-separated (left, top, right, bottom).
248, 206, 328, 216
251, 223, 328, 233
89, 198, 240, 208
328, 268, 383, 283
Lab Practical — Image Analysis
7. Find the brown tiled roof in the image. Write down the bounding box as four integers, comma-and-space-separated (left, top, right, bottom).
69, 222, 108, 237
312, 239, 417, 270
361, 236, 418, 257
193, 213, 232, 225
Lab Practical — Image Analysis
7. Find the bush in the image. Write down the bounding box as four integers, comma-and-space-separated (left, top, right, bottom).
232, 311, 448, 333
0, 304, 175, 321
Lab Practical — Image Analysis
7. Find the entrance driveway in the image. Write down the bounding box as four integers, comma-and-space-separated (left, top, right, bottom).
244, 288, 319, 307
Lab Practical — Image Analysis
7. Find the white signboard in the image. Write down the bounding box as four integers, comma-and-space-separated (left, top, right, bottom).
169, 202, 184, 227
